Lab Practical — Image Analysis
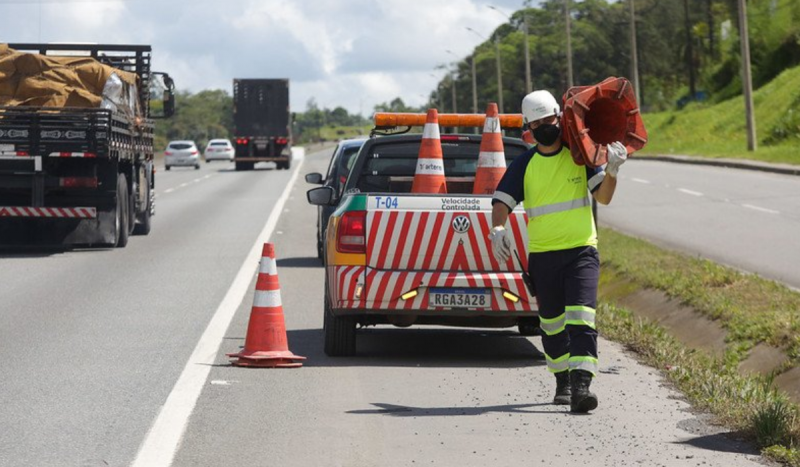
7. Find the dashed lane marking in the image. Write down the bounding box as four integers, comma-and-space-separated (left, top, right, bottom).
678, 188, 703, 197
742, 204, 780, 215
631, 178, 651, 184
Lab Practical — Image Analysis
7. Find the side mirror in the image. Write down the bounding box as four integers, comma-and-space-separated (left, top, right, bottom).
151, 72, 175, 119
305, 172, 324, 185
307, 186, 335, 206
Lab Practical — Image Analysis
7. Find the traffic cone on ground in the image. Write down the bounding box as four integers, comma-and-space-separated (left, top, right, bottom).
227, 243, 305, 368
411, 108, 447, 194
473, 103, 506, 195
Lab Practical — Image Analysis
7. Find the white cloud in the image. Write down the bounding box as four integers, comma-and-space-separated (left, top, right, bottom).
2, 0, 536, 116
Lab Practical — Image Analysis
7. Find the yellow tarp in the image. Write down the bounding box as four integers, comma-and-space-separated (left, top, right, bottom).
0, 43, 138, 108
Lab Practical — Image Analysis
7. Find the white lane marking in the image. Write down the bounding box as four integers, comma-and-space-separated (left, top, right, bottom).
678, 188, 703, 197
631, 178, 651, 184
742, 204, 779, 215
160, 174, 216, 195
131, 158, 305, 467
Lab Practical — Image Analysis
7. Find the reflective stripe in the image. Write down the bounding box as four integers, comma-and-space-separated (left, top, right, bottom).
416, 158, 445, 175
259, 257, 277, 275
565, 305, 596, 329
477, 151, 506, 168
525, 196, 591, 219
422, 122, 440, 139
492, 191, 517, 210
253, 289, 282, 308
546, 352, 570, 373
540, 313, 565, 336
569, 356, 598, 376
483, 116, 500, 133
588, 172, 605, 192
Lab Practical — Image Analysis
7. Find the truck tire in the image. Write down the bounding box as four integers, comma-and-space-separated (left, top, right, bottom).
323, 286, 356, 356
115, 174, 130, 248
235, 161, 253, 171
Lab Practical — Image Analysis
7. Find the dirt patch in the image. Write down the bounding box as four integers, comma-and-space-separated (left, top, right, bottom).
610, 288, 727, 358
599, 277, 799, 403
739, 343, 791, 377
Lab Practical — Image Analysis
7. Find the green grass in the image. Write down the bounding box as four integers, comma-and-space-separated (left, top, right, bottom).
640, 65, 800, 166
598, 227, 800, 464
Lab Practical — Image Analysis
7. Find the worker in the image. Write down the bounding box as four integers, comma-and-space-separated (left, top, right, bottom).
489, 90, 628, 413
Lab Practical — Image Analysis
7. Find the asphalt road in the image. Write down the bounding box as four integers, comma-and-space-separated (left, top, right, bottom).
600, 159, 800, 290
0, 148, 771, 467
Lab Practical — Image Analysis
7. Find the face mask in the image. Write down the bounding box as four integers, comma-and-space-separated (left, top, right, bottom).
532, 123, 561, 146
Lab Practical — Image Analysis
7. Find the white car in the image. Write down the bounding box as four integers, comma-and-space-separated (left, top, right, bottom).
164, 140, 200, 170
203, 139, 234, 162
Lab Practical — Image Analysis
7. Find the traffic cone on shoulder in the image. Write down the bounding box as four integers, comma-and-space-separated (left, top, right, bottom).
473, 103, 506, 195
227, 243, 305, 368
411, 108, 447, 194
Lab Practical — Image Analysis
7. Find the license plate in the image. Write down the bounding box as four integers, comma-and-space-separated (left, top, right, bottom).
429, 288, 490, 308
0, 144, 14, 152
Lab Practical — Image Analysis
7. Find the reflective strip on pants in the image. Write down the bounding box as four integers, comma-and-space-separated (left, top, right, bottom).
546, 352, 570, 373
565, 305, 596, 329
540, 313, 566, 336
569, 356, 598, 376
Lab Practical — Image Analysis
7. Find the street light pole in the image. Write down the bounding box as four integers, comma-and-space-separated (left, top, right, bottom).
565, 0, 574, 88
471, 53, 478, 114
488, 5, 531, 93
445, 50, 460, 115
629, 0, 641, 104
495, 36, 504, 113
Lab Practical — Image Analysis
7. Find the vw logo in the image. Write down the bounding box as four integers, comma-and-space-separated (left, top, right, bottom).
452, 215, 471, 234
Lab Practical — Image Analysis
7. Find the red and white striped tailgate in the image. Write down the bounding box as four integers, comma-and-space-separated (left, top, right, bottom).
366, 209, 528, 273
0, 206, 97, 218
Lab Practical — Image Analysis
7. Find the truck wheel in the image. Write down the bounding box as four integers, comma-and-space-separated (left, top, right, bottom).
323, 288, 356, 356
165, 165, 171, 171
115, 174, 130, 248
133, 185, 152, 236
235, 161, 253, 171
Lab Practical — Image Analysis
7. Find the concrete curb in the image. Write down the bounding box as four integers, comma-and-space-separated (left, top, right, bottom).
640, 154, 800, 176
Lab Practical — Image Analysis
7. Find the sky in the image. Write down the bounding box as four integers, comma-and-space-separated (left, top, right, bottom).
1, 0, 538, 116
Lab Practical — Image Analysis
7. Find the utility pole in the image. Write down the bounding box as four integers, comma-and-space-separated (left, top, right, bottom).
683, 0, 696, 98
629, 0, 640, 104
471, 53, 478, 114
565, 0, 574, 88
737, 0, 757, 151
495, 36, 504, 113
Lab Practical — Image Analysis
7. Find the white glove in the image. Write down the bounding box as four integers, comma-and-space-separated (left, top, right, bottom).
489, 225, 513, 263
605, 141, 628, 178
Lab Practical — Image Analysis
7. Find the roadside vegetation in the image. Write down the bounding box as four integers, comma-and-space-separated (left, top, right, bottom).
598, 227, 800, 465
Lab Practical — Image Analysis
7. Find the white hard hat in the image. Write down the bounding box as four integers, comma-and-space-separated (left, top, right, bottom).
521, 90, 560, 125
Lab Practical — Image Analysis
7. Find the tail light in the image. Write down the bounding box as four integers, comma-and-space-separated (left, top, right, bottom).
276, 137, 288, 145
236, 137, 250, 145
165, 151, 173, 156
191, 151, 198, 155
337, 210, 366, 254
60, 177, 98, 188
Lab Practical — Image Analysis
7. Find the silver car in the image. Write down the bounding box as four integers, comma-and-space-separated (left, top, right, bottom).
203, 139, 234, 162
164, 140, 200, 170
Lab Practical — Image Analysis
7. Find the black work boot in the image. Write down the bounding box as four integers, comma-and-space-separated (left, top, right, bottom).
569, 370, 598, 413
553, 371, 571, 405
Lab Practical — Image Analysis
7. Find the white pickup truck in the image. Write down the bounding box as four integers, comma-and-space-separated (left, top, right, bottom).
307, 119, 538, 356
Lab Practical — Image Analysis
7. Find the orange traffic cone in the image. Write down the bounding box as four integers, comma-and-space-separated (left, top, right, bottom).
521, 129, 535, 146
411, 108, 447, 194
227, 243, 305, 368
473, 103, 506, 195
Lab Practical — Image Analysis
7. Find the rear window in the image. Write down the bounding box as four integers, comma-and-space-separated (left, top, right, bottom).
354, 139, 528, 194
338, 145, 363, 173
168, 143, 193, 150
210, 141, 230, 147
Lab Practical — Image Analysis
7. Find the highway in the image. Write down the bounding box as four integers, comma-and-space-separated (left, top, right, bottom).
0, 147, 769, 466
601, 159, 800, 290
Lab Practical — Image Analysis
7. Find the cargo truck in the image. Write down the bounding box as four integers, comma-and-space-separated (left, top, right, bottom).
0, 43, 175, 248
232, 78, 292, 171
